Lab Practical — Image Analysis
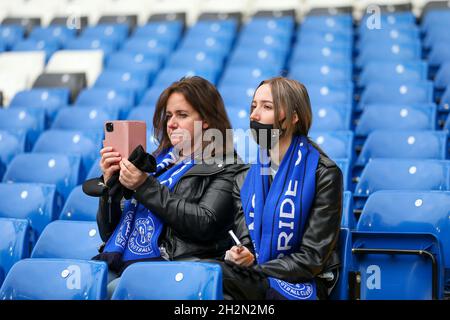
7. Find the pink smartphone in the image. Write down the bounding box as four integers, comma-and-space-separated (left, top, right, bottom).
103, 121, 147, 159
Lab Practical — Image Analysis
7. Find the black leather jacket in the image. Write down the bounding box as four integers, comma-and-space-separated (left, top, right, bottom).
96, 161, 245, 260
233, 147, 343, 284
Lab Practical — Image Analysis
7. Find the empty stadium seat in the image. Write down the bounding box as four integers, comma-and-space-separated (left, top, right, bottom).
31, 220, 102, 259
75, 88, 133, 119
9, 88, 70, 126
126, 106, 155, 129
329, 227, 352, 300
152, 67, 217, 88
353, 190, 450, 299
32, 73, 87, 103
219, 84, 255, 109
440, 86, 450, 112
112, 262, 223, 300
94, 70, 150, 103
220, 66, 278, 87
351, 231, 443, 299
139, 85, 165, 106
0, 218, 30, 286
2, 153, 81, 203
335, 158, 351, 191
358, 61, 428, 87
106, 52, 162, 75
0, 130, 26, 179
355, 104, 437, 137
289, 62, 352, 84
64, 38, 117, 57
356, 131, 448, 166
435, 62, 450, 91
81, 24, 129, 44
359, 81, 434, 105
51, 106, 119, 132
0, 25, 25, 49
32, 130, 102, 180
306, 83, 353, 105
59, 185, 98, 221
309, 131, 354, 161
0, 183, 56, 243
29, 26, 76, 47
310, 104, 352, 131
354, 159, 450, 208
0, 107, 45, 150
0, 259, 108, 300
341, 191, 355, 229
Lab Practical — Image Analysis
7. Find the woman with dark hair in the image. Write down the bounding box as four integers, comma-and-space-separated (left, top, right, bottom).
95, 76, 242, 297
219, 77, 343, 300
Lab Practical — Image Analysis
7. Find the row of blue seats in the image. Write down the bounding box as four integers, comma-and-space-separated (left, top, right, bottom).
1, 188, 449, 299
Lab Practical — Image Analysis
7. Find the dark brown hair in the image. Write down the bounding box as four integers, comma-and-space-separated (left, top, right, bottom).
153, 76, 233, 157
254, 77, 313, 137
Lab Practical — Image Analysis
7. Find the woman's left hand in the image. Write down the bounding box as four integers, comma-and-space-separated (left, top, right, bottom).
119, 159, 148, 190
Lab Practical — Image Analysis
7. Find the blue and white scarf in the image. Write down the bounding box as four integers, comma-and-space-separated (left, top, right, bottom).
240, 135, 320, 300
103, 148, 195, 262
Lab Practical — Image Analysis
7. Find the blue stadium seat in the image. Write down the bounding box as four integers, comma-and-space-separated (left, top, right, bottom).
310, 104, 352, 131
0, 218, 30, 286
0, 130, 26, 180
111, 262, 223, 300
360, 81, 433, 105
356, 131, 448, 166
12, 39, 59, 62
0, 25, 25, 49
81, 24, 129, 44
423, 25, 450, 49
359, 12, 416, 31
291, 45, 352, 65
31, 221, 102, 259
227, 47, 285, 72
355, 104, 437, 137
32, 130, 102, 180
121, 37, 174, 57
0, 259, 108, 300
234, 130, 259, 164
335, 158, 351, 191
341, 191, 355, 229
51, 106, 118, 131
147, 131, 159, 154
152, 67, 217, 88
244, 16, 294, 39
435, 62, 450, 91
139, 85, 165, 106
306, 84, 353, 105
29, 26, 76, 47
220, 66, 278, 88
358, 31, 420, 51
309, 131, 354, 161
0, 107, 45, 151
296, 32, 352, 51
75, 88, 133, 119
167, 49, 224, 73
133, 21, 183, 43
219, 84, 255, 108
3, 153, 81, 203
178, 36, 232, 55
0, 183, 56, 243
59, 186, 98, 221
126, 106, 155, 129
94, 70, 150, 103
86, 158, 102, 180
428, 43, 450, 68
9, 88, 70, 126
354, 159, 450, 208
357, 43, 422, 68
358, 61, 428, 87
106, 52, 162, 75
351, 232, 443, 299
227, 106, 249, 130
329, 227, 352, 300
355, 190, 450, 298
289, 63, 352, 83
300, 15, 353, 34
422, 10, 450, 32
440, 85, 450, 113
64, 38, 117, 56
186, 20, 237, 42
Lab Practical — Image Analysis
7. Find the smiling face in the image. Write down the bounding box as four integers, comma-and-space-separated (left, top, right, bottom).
165, 92, 208, 152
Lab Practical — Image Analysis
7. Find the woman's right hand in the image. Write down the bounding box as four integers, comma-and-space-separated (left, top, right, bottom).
100, 147, 122, 183
225, 245, 255, 267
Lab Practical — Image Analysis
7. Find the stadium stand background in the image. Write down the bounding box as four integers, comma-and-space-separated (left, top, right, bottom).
0, 0, 450, 300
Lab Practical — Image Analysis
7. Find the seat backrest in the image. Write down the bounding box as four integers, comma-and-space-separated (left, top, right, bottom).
32, 72, 87, 103
351, 232, 444, 299
361, 81, 434, 105
358, 191, 450, 273
309, 131, 354, 160
0, 218, 30, 286
357, 130, 448, 166
0, 183, 55, 242
2, 153, 81, 202
31, 220, 102, 259
51, 106, 118, 131
112, 261, 223, 300
59, 186, 98, 221
0, 258, 107, 300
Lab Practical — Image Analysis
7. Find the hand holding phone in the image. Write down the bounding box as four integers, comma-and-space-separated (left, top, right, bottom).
103, 121, 147, 159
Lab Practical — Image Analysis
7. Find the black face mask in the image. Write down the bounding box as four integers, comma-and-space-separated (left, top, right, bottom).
250, 120, 285, 150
